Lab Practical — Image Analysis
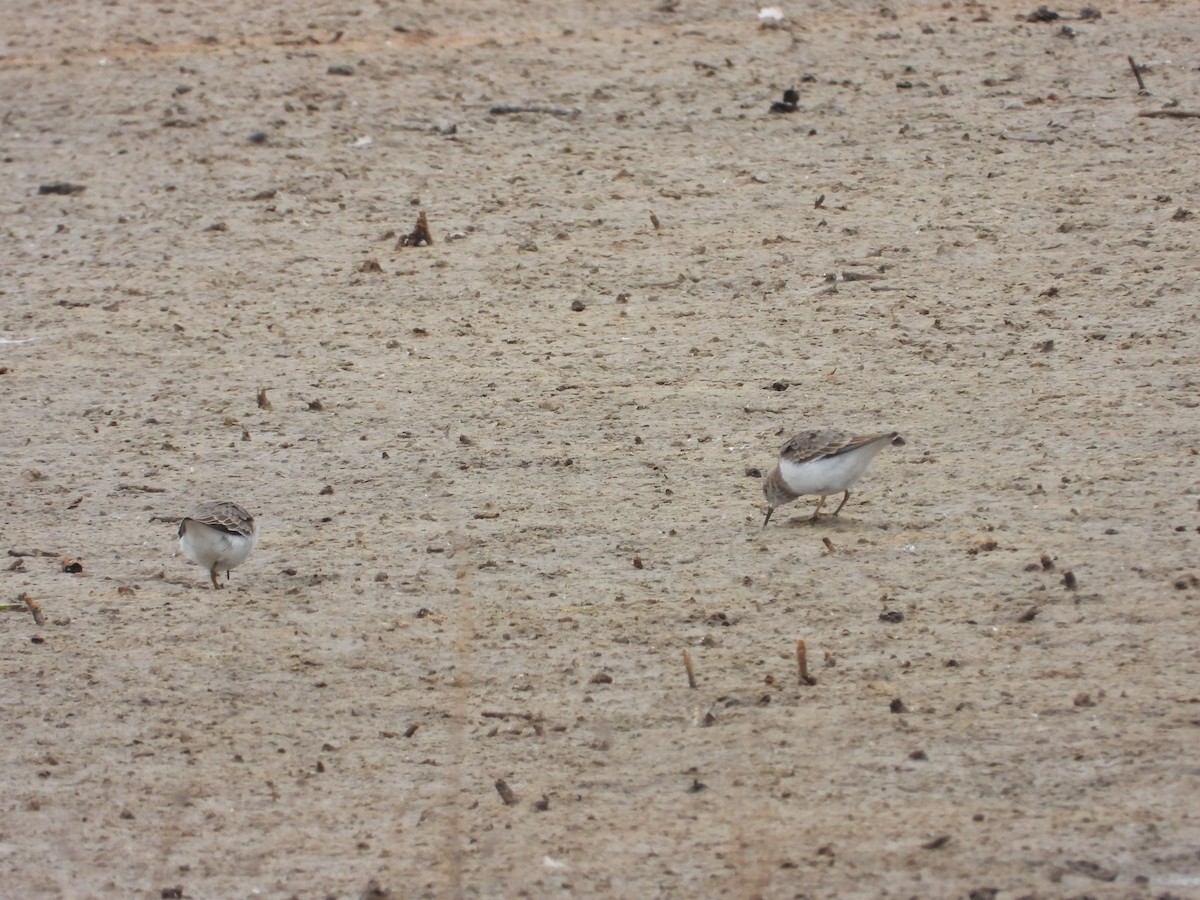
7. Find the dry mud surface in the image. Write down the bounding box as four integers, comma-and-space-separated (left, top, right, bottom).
2, 0, 1200, 897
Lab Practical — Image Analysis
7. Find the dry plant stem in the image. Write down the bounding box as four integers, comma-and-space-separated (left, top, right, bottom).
1128, 56, 1147, 92
19, 593, 45, 626
1137, 109, 1200, 119
796, 639, 815, 685
683, 649, 697, 689
26, 597, 45, 626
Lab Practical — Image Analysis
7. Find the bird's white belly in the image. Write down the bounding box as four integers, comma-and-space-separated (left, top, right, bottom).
181, 523, 255, 570
778, 449, 878, 496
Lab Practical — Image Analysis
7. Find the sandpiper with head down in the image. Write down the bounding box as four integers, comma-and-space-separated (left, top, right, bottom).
762, 430, 903, 527
178, 500, 259, 589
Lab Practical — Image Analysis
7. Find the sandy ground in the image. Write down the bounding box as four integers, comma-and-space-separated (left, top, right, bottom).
3, 0, 1200, 896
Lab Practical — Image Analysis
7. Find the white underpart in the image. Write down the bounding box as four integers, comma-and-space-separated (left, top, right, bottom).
180, 521, 257, 573
778, 442, 890, 497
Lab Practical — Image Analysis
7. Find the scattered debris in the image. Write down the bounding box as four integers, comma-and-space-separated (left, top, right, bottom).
769, 87, 799, 114
489, 104, 580, 118
360, 878, 393, 900
758, 7, 785, 28
396, 211, 433, 248
38, 182, 86, 195
494, 778, 519, 806
1063, 859, 1118, 882
1025, 6, 1060, 22
1138, 109, 1200, 119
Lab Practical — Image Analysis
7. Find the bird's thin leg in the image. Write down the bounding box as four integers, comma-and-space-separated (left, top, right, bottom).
209, 567, 222, 590
832, 490, 851, 517
763, 506, 774, 528
809, 495, 826, 521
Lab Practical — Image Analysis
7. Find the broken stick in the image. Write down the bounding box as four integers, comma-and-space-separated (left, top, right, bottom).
1127, 56, 1147, 93
796, 638, 816, 685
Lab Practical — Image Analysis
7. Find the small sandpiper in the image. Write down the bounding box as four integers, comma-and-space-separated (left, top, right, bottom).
762, 430, 904, 526
178, 500, 259, 589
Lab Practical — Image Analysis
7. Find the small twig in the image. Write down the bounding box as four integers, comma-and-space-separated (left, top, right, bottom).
488, 105, 580, 118
998, 132, 1058, 144
19, 593, 46, 626
682, 649, 697, 689
1137, 109, 1200, 119
796, 638, 816, 685
1127, 56, 1147, 94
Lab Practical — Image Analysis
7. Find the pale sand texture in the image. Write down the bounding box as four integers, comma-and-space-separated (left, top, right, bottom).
2, 0, 1199, 896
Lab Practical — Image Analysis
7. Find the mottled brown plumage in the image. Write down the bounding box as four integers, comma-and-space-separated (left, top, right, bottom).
178, 501, 258, 589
